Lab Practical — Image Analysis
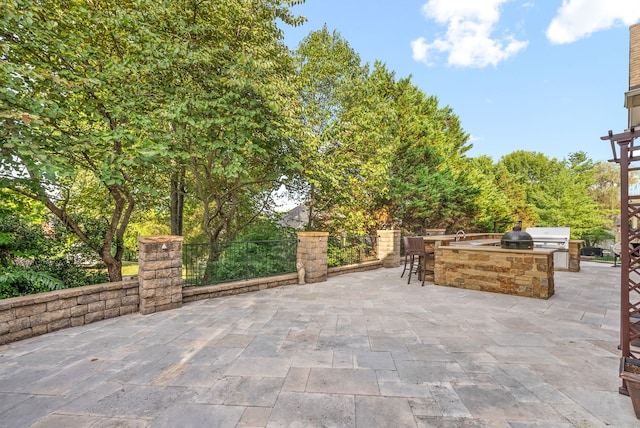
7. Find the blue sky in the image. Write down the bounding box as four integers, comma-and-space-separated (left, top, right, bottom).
282, 0, 640, 162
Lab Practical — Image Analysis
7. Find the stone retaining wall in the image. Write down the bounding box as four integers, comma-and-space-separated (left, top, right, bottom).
0, 279, 138, 345
0, 230, 401, 345
182, 273, 298, 303
434, 246, 555, 299
328, 260, 383, 277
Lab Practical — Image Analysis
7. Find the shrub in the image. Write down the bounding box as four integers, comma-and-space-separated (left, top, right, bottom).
0, 267, 64, 299
0, 216, 110, 299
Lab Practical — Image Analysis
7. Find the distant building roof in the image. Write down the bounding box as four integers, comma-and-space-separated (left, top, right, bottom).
279, 204, 309, 229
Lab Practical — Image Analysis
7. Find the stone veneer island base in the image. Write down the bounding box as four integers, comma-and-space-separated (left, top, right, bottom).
433, 246, 556, 299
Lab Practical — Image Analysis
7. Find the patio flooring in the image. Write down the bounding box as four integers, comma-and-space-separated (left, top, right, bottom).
0, 261, 637, 427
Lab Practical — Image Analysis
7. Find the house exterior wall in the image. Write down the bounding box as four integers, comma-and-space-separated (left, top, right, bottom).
631, 24, 640, 90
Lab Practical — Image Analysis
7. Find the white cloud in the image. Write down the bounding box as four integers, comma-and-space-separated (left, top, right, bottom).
546, 0, 640, 44
411, 0, 528, 68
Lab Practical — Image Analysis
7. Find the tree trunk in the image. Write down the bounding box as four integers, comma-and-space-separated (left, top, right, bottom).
170, 166, 185, 236
102, 252, 123, 282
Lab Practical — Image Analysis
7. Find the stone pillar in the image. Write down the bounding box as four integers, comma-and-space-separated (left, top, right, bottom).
377, 229, 401, 268
138, 236, 183, 315
296, 232, 328, 284
568, 240, 582, 272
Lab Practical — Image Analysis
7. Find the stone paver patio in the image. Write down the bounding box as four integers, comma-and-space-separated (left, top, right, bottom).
0, 261, 637, 427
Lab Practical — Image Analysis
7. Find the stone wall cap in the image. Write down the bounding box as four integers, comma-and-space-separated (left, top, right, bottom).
138, 235, 184, 244
297, 232, 329, 237
438, 246, 557, 255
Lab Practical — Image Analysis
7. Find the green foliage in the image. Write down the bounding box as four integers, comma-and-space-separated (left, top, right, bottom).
237, 218, 297, 241
327, 235, 376, 267
466, 156, 517, 232
1, 0, 306, 280
202, 239, 297, 284
1, 0, 172, 280
0, 214, 109, 299
0, 0, 618, 273
0, 216, 51, 263
493, 151, 612, 238
157, 0, 304, 246
0, 261, 109, 300
183, 217, 298, 286
0, 267, 63, 299
292, 27, 601, 237
294, 29, 410, 234
580, 228, 615, 248
0, 189, 47, 221
388, 78, 479, 232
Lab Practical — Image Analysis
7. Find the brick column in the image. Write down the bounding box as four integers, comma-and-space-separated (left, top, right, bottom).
377, 229, 401, 268
138, 235, 183, 315
296, 232, 328, 283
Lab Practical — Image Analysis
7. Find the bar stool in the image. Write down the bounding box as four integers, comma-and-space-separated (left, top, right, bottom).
406, 236, 427, 286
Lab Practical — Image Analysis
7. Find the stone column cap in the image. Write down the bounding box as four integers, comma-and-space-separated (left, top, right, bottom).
297, 232, 329, 237
138, 235, 184, 244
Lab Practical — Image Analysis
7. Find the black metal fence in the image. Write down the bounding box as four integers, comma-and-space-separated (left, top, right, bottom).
183, 239, 298, 287
327, 234, 377, 268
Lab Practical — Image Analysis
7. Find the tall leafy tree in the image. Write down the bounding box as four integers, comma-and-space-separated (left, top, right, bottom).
294, 26, 373, 231
467, 156, 519, 232
161, 0, 304, 245
589, 161, 621, 213
1, 0, 306, 281
387, 78, 479, 233
304, 60, 396, 234
1, 0, 174, 281
497, 151, 607, 238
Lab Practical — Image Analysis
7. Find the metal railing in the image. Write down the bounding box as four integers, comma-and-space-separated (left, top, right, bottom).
327, 234, 377, 268
183, 239, 298, 287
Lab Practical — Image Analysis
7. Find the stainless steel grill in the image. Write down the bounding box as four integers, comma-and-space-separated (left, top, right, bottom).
526, 227, 570, 249
526, 227, 570, 269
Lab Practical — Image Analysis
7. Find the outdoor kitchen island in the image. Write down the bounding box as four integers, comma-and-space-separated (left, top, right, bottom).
422, 232, 582, 299
432, 244, 557, 299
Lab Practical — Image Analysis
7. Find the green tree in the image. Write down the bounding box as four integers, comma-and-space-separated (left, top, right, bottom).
467, 156, 518, 232
387, 78, 479, 233
305, 61, 396, 234
161, 0, 304, 246
1, 0, 306, 281
294, 27, 477, 235
293, 26, 378, 232
0, 213, 109, 299
1, 0, 173, 281
589, 161, 620, 213
497, 151, 608, 238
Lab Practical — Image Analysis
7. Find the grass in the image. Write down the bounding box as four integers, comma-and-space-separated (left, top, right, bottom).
119, 262, 187, 278
121, 261, 139, 277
